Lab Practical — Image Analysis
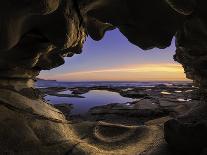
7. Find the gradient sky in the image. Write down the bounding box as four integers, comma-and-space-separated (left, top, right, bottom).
39, 29, 189, 81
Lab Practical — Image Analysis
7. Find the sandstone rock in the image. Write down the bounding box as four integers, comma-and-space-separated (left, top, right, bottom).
54, 103, 73, 119
0, 0, 207, 154
89, 103, 168, 120
164, 119, 207, 155
159, 99, 179, 107
134, 99, 159, 110
72, 121, 164, 155
71, 87, 90, 95
0, 88, 79, 154
165, 0, 196, 15
120, 90, 148, 99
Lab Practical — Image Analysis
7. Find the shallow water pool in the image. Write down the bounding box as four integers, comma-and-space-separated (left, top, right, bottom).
45, 90, 136, 115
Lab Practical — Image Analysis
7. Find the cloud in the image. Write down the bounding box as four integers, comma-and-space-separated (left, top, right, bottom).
40, 63, 188, 81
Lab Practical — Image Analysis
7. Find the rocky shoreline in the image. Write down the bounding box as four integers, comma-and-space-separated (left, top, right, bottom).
31, 82, 204, 154
38, 83, 198, 125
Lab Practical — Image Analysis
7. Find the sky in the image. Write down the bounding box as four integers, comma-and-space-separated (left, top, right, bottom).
39, 29, 189, 81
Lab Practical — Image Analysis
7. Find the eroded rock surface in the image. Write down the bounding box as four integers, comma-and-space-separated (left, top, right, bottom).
0, 0, 207, 154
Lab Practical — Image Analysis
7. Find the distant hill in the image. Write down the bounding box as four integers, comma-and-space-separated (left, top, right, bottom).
36, 78, 57, 82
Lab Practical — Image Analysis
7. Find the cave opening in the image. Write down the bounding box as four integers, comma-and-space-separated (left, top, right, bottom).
0, 0, 207, 154
39, 29, 187, 82
38, 29, 193, 117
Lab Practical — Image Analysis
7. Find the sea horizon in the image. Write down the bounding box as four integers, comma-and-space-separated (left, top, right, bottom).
36, 79, 193, 88
37, 78, 192, 83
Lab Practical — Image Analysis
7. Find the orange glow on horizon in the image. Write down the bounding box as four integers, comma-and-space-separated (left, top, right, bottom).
40, 63, 190, 81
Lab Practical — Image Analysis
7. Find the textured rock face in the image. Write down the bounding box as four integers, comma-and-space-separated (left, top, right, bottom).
79, 0, 184, 49
0, 0, 86, 79
0, 0, 207, 154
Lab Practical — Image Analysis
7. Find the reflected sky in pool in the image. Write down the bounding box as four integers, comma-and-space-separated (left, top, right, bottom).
45, 90, 136, 115
58, 90, 72, 94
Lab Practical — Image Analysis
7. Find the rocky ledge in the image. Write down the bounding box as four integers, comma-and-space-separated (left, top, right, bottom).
0, 83, 170, 155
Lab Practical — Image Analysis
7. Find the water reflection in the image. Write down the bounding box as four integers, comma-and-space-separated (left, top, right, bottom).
58, 90, 72, 95
177, 98, 192, 102
161, 91, 172, 95
185, 90, 193, 92
46, 90, 136, 115
174, 90, 182, 93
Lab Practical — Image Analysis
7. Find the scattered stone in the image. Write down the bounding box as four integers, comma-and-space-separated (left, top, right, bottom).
120, 90, 148, 99
134, 99, 159, 110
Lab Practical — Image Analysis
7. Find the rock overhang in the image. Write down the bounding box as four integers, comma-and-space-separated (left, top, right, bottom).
0, 0, 206, 89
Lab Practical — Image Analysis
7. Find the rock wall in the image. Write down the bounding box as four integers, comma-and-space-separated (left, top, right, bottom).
0, 0, 207, 154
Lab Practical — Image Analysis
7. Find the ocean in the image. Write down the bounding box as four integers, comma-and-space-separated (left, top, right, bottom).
36, 80, 192, 88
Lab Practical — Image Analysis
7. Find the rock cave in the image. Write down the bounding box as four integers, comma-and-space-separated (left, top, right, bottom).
0, 0, 207, 154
